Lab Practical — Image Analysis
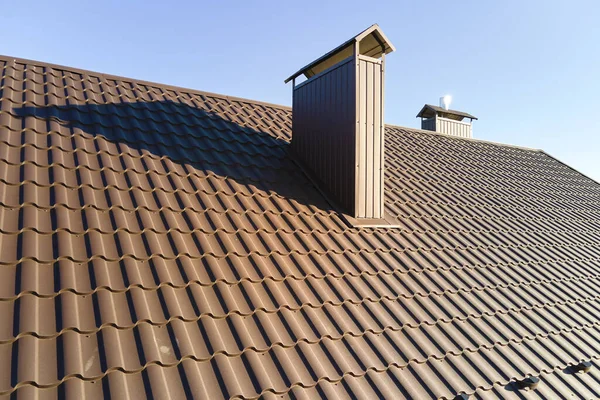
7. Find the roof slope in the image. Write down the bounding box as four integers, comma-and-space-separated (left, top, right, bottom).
2, 55, 600, 399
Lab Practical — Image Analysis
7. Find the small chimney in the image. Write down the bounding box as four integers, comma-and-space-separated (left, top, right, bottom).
417, 102, 477, 138
285, 25, 395, 220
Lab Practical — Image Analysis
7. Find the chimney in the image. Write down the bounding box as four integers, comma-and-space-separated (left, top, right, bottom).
285, 25, 395, 221
417, 101, 477, 138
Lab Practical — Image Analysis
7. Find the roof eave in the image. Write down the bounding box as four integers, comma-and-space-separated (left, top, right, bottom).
416, 104, 478, 120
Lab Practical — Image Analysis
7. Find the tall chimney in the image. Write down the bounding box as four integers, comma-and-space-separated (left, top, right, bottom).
285, 25, 395, 220
417, 103, 477, 138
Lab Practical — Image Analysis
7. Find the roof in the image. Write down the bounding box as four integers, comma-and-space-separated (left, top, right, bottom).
284, 24, 395, 84
417, 104, 478, 121
2, 54, 600, 400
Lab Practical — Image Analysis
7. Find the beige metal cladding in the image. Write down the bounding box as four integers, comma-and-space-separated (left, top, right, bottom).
292, 58, 357, 215
422, 116, 473, 138
417, 104, 477, 138
437, 117, 472, 138
356, 55, 385, 218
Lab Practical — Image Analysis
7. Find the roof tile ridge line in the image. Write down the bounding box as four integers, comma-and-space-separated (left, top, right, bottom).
3, 254, 598, 293
3, 240, 599, 265
391, 174, 600, 197
4, 355, 579, 400
540, 150, 600, 188
4, 262, 595, 301
5, 294, 598, 344
4, 201, 332, 218
3, 321, 598, 389
0, 54, 292, 112
390, 171, 600, 193
391, 185, 600, 206
391, 154, 587, 178
0, 356, 579, 398
5, 318, 600, 391
388, 196, 600, 215
227, 349, 600, 400
441, 367, 593, 400
7, 222, 600, 238
385, 123, 543, 152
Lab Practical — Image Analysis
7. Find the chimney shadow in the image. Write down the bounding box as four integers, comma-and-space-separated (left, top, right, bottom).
12, 100, 333, 212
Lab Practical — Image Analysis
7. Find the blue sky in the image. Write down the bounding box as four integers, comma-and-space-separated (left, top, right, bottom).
2, 1, 599, 180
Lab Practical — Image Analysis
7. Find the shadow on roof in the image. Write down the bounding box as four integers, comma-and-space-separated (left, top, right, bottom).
13, 100, 333, 212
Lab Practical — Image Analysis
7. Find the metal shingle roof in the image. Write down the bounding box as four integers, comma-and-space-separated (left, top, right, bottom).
1, 55, 600, 399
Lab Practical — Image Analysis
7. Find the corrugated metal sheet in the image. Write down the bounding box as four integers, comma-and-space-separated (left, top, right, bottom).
356, 55, 385, 218
2, 55, 600, 399
437, 117, 472, 138
292, 57, 356, 214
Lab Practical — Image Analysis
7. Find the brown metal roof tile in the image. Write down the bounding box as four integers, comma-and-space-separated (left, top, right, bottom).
2, 55, 600, 398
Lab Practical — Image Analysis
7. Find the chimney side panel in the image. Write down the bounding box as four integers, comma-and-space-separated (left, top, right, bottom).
356, 56, 385, 219
291, 57, 357, 215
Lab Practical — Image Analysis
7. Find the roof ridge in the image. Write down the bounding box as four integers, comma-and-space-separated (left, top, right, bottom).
386, 123, 543, 152
540, 150, 600, 187
0, 54, 293, 112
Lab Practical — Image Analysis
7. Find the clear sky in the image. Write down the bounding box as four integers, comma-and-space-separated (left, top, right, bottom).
2, 1, 599, 180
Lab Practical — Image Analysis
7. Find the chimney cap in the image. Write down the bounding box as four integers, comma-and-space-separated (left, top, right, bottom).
284, 24, 396, 84
416, 104, 478, 121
